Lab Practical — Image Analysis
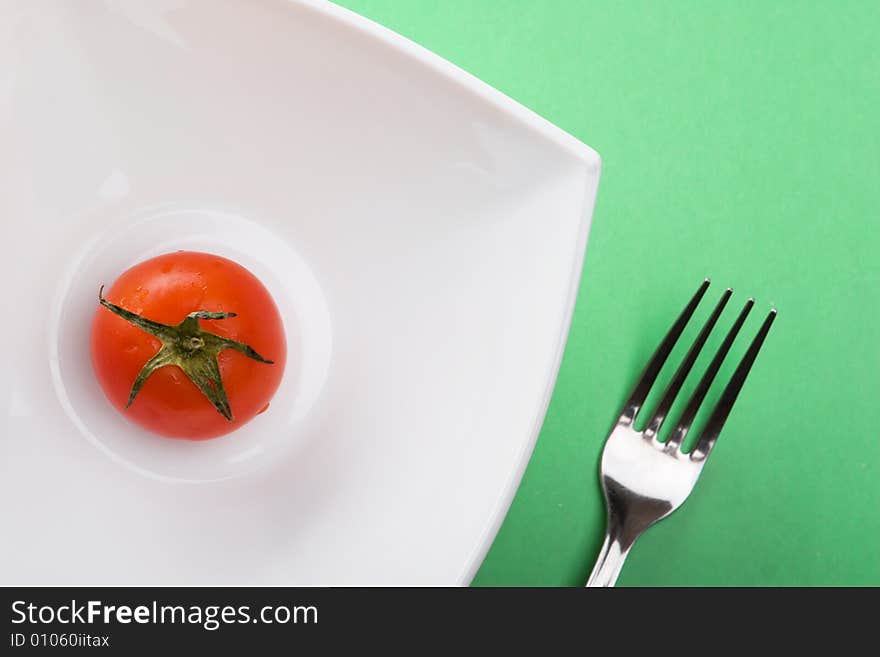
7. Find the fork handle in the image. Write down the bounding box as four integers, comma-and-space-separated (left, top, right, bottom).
585, 533, 630, 587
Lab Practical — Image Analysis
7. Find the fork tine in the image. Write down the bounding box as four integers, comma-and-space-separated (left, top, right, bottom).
666, 299, 754, 451
619, 279, 709, 425
643, 288, 732, 439
690, 308, 777, 461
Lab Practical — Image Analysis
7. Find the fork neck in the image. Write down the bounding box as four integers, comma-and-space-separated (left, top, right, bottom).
585, 531, 631, 587
587, 479, 672, 586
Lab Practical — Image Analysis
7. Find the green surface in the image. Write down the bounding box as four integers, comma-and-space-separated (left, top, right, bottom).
334, 0, 880, 585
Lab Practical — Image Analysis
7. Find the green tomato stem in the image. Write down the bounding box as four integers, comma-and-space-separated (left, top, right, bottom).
98, 286, 274, 421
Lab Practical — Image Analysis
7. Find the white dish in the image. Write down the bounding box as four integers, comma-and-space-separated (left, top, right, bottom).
0, 0, 600, 584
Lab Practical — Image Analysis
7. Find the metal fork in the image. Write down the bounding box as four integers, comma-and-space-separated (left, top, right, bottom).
586, 279, 776, 587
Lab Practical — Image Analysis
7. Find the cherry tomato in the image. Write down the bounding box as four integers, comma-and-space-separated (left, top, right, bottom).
90, 251, 286, 440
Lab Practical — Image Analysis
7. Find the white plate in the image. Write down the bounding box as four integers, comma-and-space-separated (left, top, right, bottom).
0, 0, 600, 585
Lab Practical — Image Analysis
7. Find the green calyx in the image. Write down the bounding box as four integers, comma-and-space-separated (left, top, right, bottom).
98, 286, 274, 421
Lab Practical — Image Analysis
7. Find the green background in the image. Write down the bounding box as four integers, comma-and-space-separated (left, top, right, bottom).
334, 0, 880, 585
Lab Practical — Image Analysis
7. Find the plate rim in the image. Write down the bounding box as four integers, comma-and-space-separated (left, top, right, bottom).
298, 0, 602, 584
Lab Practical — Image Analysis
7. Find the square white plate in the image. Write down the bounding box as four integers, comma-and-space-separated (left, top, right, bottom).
0, 0, 599, 585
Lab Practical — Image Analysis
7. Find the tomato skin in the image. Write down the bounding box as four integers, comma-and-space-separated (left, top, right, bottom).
90, 251, 286, 440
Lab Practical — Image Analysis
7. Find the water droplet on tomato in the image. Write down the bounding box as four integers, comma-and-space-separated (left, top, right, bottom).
258, 403, 270, 415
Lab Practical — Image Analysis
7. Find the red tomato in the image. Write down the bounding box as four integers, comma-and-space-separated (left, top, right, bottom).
90, 251, 286, 440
